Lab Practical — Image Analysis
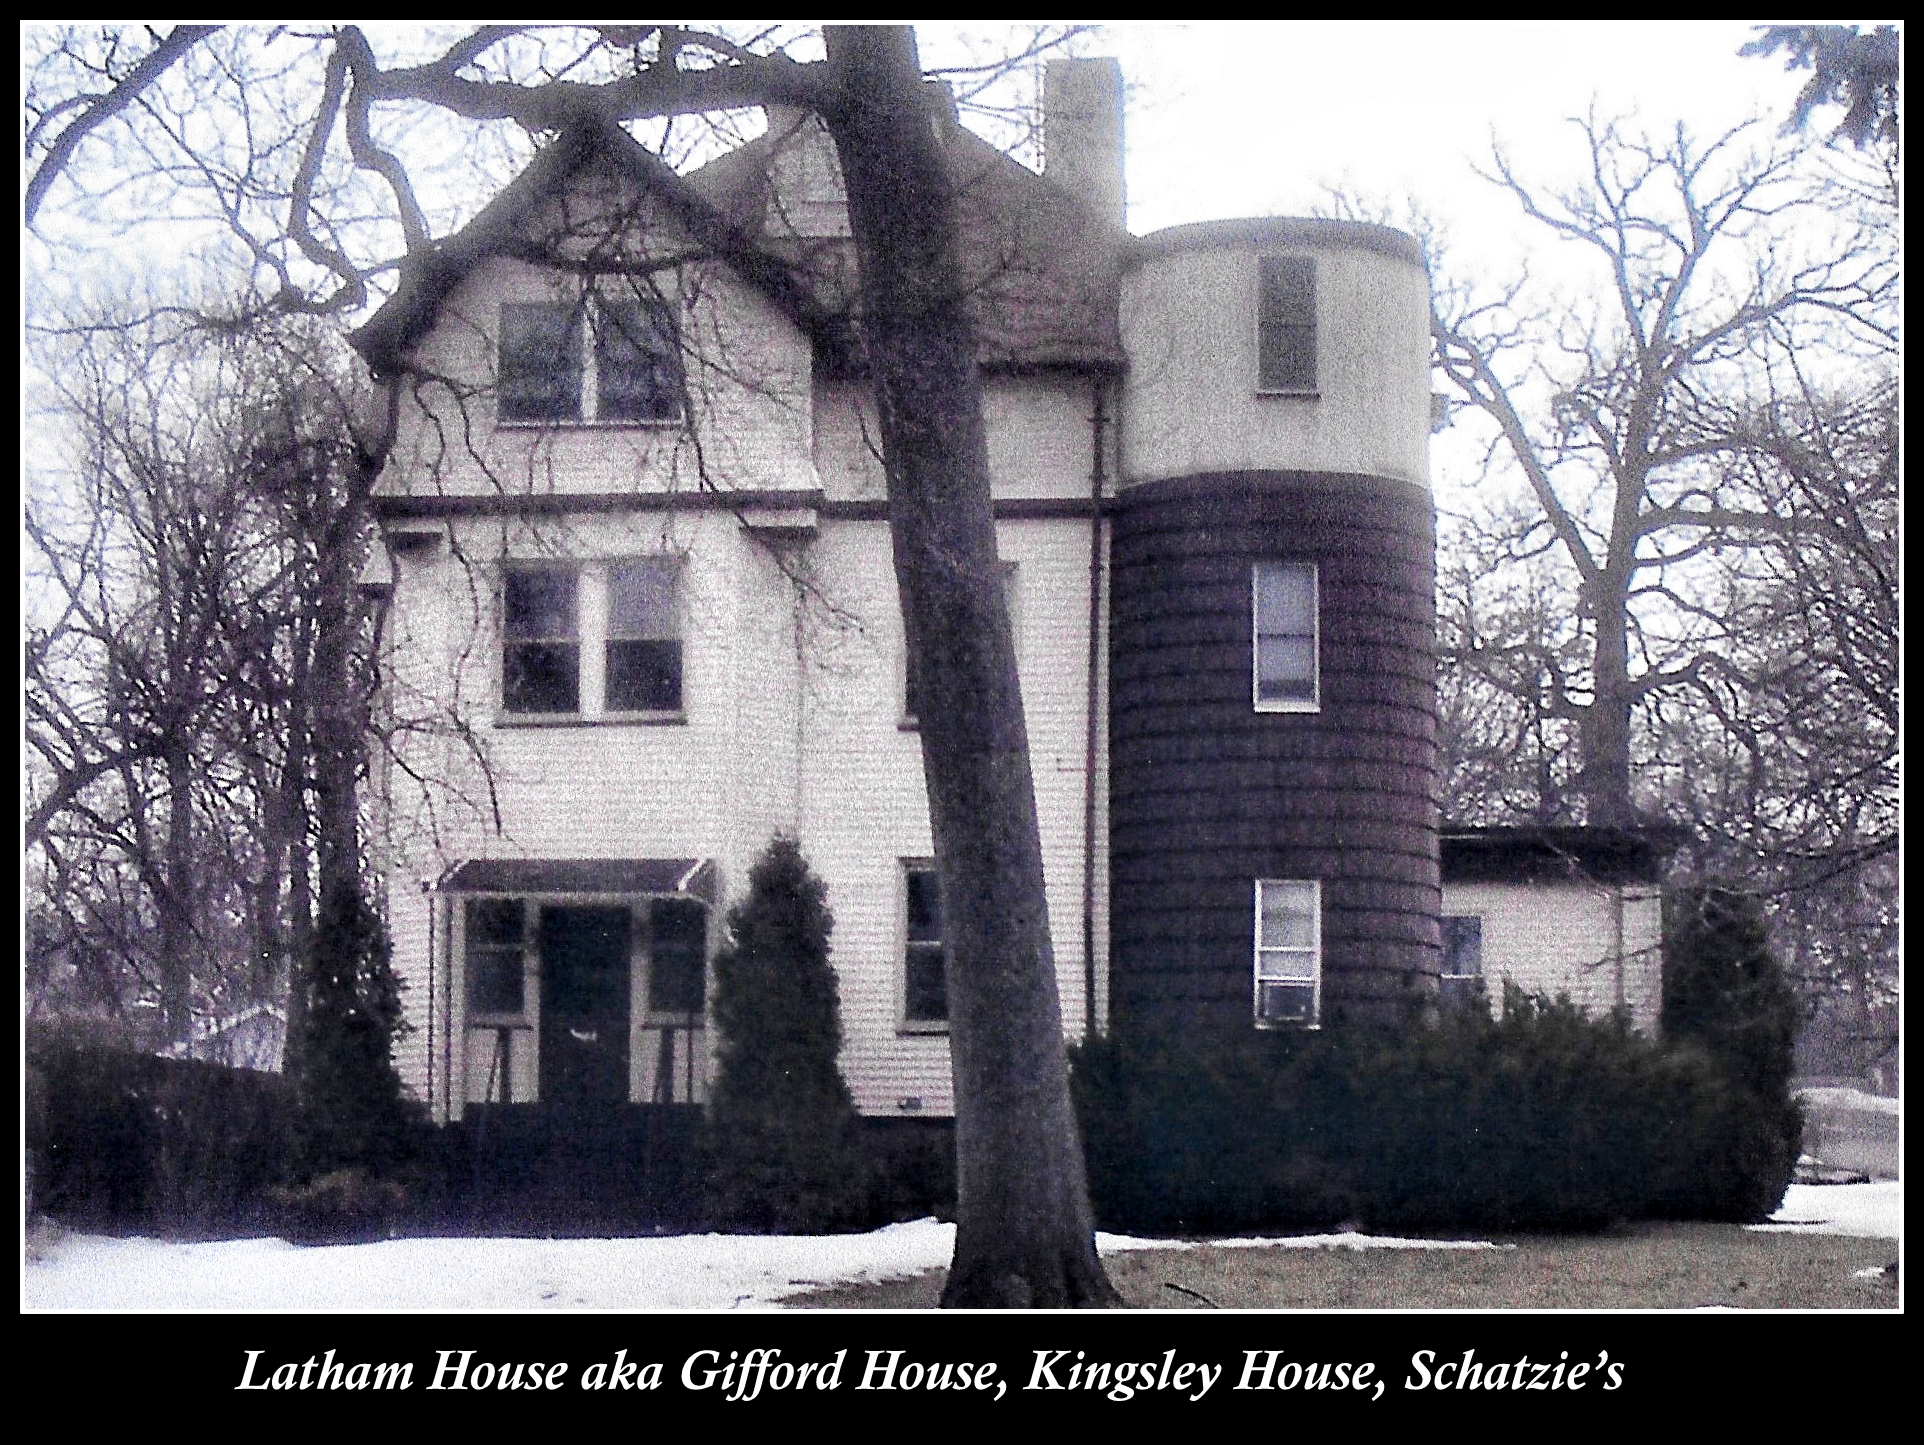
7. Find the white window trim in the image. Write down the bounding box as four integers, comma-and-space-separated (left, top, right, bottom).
899, 858, 949, 1035
495, 295, 685, 429
495, 556, 687, 725
1254, 878, 1322, 1029
1252, 560, 1320, 713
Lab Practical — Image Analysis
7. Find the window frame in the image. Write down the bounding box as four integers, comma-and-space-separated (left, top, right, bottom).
500, 563, 582, 717
496, 295, 685, 428
602, 556, 685, 717
1252, 560, 1320, 713
1255, 254, 1318, 396
1440, 914, 1485, 1012
1254, 878, 1322, 1029
496, 557, 686, 724
463, 897, 533, 1022
899, 859, 949, 1034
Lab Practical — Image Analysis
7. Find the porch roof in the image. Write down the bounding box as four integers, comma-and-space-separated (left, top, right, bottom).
443, 857, 716, 902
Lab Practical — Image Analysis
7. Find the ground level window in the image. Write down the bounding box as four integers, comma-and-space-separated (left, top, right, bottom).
647, 897, 707, 1014
902, 862, 947, 1029
1255, 879, 1320, 1026
1441, 915, 1484, 1011
465, 898, 527, 1014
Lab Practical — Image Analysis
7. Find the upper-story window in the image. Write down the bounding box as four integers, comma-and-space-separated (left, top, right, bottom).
1255, 878, 1321, 1027
500, 558, 683, 719
1253, 560, 1318, 711
605, 558, 682, 713
1256, 255, 1316, 394
503, 565, 580, 713
498, 298, 683, 425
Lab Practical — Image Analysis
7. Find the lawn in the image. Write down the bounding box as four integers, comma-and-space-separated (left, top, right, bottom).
783, 1221, 1899, 1310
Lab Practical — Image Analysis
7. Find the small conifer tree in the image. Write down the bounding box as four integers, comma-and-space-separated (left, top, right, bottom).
705, 836, 869, 1230
289, 880, 418, 1183
1660, 887, 1803, 1218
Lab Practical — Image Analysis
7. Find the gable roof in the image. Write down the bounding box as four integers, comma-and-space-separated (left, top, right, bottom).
351, 105, 1125, 380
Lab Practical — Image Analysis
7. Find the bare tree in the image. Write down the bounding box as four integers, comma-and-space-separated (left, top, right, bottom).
1431, 112, 1891, 830
25, 23, 1118, 1306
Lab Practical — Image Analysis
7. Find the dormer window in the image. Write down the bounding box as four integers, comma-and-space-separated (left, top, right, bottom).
1256, 255, 1316, 394
498, 297, 683, 425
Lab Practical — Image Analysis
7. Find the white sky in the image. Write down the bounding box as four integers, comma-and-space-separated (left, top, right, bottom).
1093, 21, 1837, 251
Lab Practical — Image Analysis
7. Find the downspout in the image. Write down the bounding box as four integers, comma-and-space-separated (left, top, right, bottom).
1081, 375, 1110, 1040
425, 881, 436, 1116
1613, 883, 1627, 1013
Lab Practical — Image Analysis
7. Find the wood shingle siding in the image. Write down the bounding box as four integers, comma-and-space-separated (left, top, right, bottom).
1108, 470, 1440, 1032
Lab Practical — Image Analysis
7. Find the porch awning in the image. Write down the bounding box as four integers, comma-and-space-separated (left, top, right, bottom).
443, 857, 716, 902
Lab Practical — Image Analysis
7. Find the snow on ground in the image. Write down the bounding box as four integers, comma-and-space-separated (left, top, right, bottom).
24, 1182, 1898, 1311
1747, 1180, 1903, 1239
1796, 1086, 1901, 1115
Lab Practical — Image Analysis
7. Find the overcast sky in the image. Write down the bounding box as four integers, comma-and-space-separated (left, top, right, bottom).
1091, 20, 1828, 255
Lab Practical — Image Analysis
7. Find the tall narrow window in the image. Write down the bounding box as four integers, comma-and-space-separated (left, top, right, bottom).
596, 299, 684, 423
647, 897, 707, 1014
498, 302, 582, 422
605, 559, 682, 713
502, 566, 579, 713
1440, 915, 1484, 1012
1257, 255, 1316, 393
465, 898, 527, 1015
902, 862, 947, 1029
1254, 560, 1318, 710
1255, 879, 1321, 1027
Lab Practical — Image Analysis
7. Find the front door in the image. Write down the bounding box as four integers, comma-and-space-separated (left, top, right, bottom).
539, 905, 631, 1110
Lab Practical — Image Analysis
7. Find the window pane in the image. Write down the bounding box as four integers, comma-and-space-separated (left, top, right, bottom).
1257, 947, 1317, 981
1255, 563, 1315, 634
500, 303, 581, 421
1259, 882, 1316, 947
1442, 916, 1483, 978
905, 868, 942, 943
505, 569, 576, 639
904, 943, 948, 1022
605, 639, 682, 712
465, 900, 525, 1014
596, 300, 683, 422
503, 641, 580, 713
608, 560, 676, 638
1257, 639, 1316, 699
1258, 256, 1316, 392
648, 898, 707, 1013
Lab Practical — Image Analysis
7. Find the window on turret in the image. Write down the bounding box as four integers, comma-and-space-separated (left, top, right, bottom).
1257, 255, 1316, 394
1255, 879, 1321, 1027
1253, 560, 1318, 711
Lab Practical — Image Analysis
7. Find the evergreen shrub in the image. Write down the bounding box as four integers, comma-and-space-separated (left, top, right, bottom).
1654, 888, 1803, 1219
1073, 982, 1794, 1235
287, 883, 424, 1195
704, 836, 872, 1231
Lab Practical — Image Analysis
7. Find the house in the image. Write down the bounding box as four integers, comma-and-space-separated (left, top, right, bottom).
1438, 825, 1685, 1032
352, 58, 1652, 1138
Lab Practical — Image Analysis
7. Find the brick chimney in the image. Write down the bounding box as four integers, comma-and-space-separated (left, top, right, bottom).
1044, 57, 1125, 230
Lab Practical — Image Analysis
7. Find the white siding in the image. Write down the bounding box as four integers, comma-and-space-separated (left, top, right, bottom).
1440, 880, 1665, 1034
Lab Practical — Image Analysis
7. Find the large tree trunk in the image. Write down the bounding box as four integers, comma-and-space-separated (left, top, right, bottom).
1583, 566, 1638, 829
822, 26, 1119, 1308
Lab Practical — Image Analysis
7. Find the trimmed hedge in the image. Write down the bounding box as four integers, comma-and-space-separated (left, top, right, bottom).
27, 1025, 295, 1232
1072, 988, 1797, 1235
